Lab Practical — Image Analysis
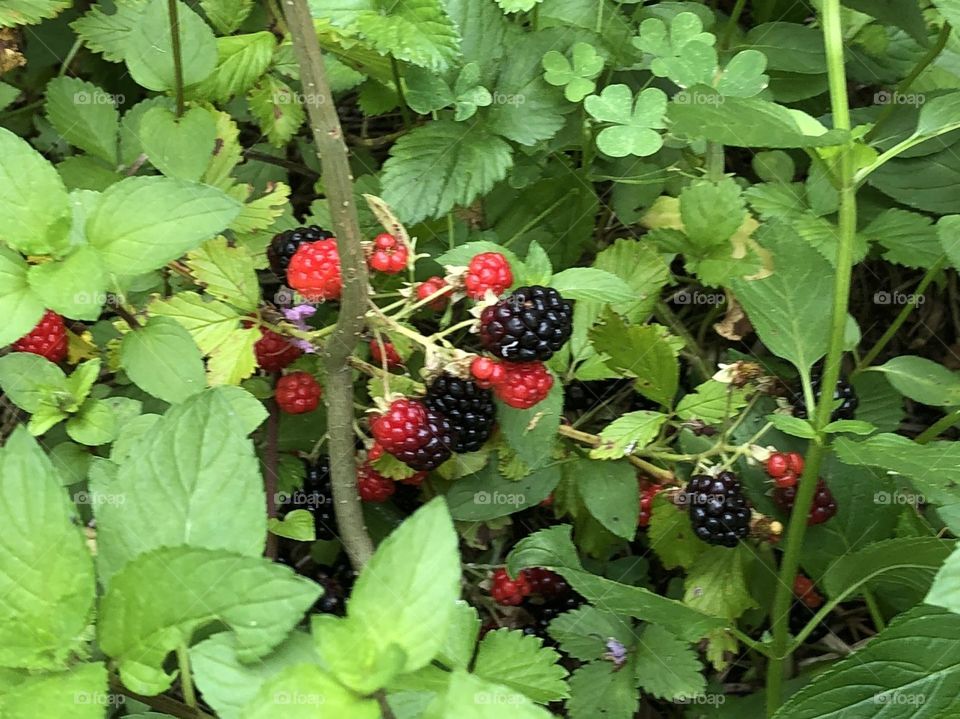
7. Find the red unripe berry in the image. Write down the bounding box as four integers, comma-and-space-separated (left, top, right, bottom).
275, 372, 322, 414
470, 356, 506, 389
793, 574, 823, 609
786, 451, 805, 475
369, 398, 428, 455
490, 568, 532, 606
368, 233, 408, 274
368, 442, 384, 462
357, 463, 395, 502
416, 276, 450, 310
766, 452, 790, 478
369, 339, 403, 370
12, 310, 68, 363
638, 485, 662, 528
287, 239, 342, 300
493, 361, 553, 409
464, 252, 512, 299
254, 328, 303, 372
401, 470, 427, 487
774, 472, 798, 489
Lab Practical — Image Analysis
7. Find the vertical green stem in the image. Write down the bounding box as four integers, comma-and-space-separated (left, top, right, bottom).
176, 644, 197, 708
167, 0, 185, 117
391, 57, 412, 129
721, 0, 748, 48
765, 0, 857, 714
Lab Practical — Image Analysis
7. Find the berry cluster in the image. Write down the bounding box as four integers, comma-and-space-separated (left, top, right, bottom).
254, 327, 303, 373
370, 397, 456, 471
686, 471, 752, 547
275, 371, 323, 414
416, 276, 450, 310
268, 225, 334, 278
793, 372, 858, 421
424, 373, 496, 453
480, 285, 573, 362
280, 457, 337, 540
368, 233, 409, 274
765, 451, 804, 489
773, 478, 837, 525
793, 574, 824, 610
357, 462, 396, 502
638, 484, 662, 528
490, 568, 532, 606
369, 339, 403, 370
12, 310, 68, 363
465, 252, 513, 299
470, 357, 554, 409
287, 238, 343, 301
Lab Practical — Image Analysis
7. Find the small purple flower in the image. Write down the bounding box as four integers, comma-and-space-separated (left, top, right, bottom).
282, 305, 318, 354
603, 638, 628, 669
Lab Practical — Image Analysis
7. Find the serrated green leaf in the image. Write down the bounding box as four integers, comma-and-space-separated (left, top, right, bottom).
150, 291, 242, 355
187, 236, 260, 312
353, 0, 460, 72
675, 380, 748, 425
0, 353, 70, 414
647, 493, 705, 570
680, 178, 746, 247
864, 208, 942, 269
44, 77, 119, 164
124, 0, 217, 91
567, 661, 637, 719
590, 411, 666, 459
139, 105, 217, 182
0, 0, 70, 26
550, 267, 637, 303
0, 663, 107, 718
248, 75, 306, 147
591, 315, 679, 406
66, 398, 118, 446
430, 670, 552, 718
193, 32, 275, 103
872, 356, 960, 407
120, 316, 207, 404
633, 624, 705, 700
200, 0, 254, 35
548, 606, 634, 661
27, 245, 108, 321
592, 239, 669, 322
473, 629, 569, 703
683, 545, 758, 620
71, 0, 148, 63
0, 246, 45, 344
495, 379, 562, 470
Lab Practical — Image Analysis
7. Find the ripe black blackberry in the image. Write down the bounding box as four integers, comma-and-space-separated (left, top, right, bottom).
687, 471, 751, 547
793, 372, 858, 421
772, 478, 837, 526
267, 225, 334, 278
523, 594, 583, 642
281, 457, 336, 540
424, 373, 496, 453
393, 408, 456, 471
480, 285, 573, 362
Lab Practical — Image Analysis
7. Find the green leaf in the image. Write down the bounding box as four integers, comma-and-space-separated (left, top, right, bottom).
353, 0, 460, 72
768, 414, 817, 439
871, 356, 960, 407
429, 670, 552, 718
680, 177, 746, 247
864, 208, 943, 269
27, 245, 108, 321
0, 663, 107, 718
0, 0, 70, 25
86, 176, 241, 274
668, 91, 846, 148
91, 389, 268, 581
381, 120, 513, 225
267, 510, 315, 541
404, 65, 456, 115
584, 85, 667, 158
508, 525, 724, 640
194, 32, 274, 103
433, 238, 522, 271
496, 0, 543, 12
0, 82, 17, 111
823, 419, 876, 435
496, 378, 562, 470
591, 315, 679, 406
542, 42, 604, 103
647, 493, 705, 570
445, 461, 560, 520
473, 629, 569, 703
150, 291, 243, 355
120, 316, 207, 404
683, 546, 758, 620
731, 221, 834, 372
550, 267, 637, 303
522, 240, 552, 285
248, 75, 306, 147
99, 546, 320, 695
772, 606, 960, 718
71, 0, 148, 63
590, 411, 667, 459
348, 499, 460, 674
567, 662, 637, 719
238, 663, 380, 719
0, 128, 70, 257
548, 606, 634, 661
0, 429, 95, 669
437, 600, 481, 670
675, 380, 748, 425
312, 613, 406, 695
44, 77, 119, 164
186, 236, 260, 312
124, 0, 217, 91
741, 22, 826, 74
0, 353, 69, 414
823, 537, 954, 601
633, 624, 705, 701
715, 49, 769, 98
66, 398, 118, 446
0, 246, 44, 344
575, 459, 639, 538
592, 239, 669, 322
139, 105, 217, 182
191, 632, 318, 719
200, 0, 252, 33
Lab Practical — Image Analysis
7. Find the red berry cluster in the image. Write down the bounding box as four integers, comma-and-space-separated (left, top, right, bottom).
369, 339, 403, 370
490, 568, 532, 606
765, 451, 805, 488
793, 574, 824, 609
524, 567, 568, 598
638, 484, 662, 528
470, 356, 553, 409
368, 233, 409, 274
772, 477, 837, 526
287, 238, 343, 301
370, 397, 454, 471
465, 252, 513, 299
12, 310, 68, 363
357, 463, 395, 502
254, 328, 303, 372
275, 371, 323, 414
415, 276, 450, 310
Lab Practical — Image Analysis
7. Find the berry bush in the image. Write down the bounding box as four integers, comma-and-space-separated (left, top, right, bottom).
2, 0, 960, 717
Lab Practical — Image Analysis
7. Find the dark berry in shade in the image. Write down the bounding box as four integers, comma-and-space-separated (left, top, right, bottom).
793, 372, 858, 421
772, 478, 837, 526
480, 285, 573, 362
281, 457, 336, 540
686, 471, 752, 547
424, 373, 496, 453
392, 407, 457, 471
267, 224, 334, 278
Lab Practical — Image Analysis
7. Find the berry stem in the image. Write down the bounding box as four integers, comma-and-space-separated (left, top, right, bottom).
914, 407, 960, 444
766, 1, 858, 712
281, 0, 374, 569
431, 317, 477, 340
386, 284, 455, 320
556, 425, 676, 482
166, 0, 185, 118
175, 644, 197, 708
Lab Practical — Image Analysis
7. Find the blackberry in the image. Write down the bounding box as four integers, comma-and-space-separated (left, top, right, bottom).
267, 225, 334, 278
480, 285, 573, 362
563, 378, 653, 413
393, 408, 456, 471
424, 373, 496, 453
687, 471, 752, 547
793, 372, 858, 421
281, 457, 337, 540
772, 478, 837, 526
523, 594, 583, 642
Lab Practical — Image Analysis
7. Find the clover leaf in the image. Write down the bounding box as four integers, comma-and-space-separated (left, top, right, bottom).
542, 42, 605, 103
584, 84, 667, 158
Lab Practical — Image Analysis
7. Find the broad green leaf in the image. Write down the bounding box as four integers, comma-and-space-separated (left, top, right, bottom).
547, 606, 634, 661
150, 291, 243, 355
193, 32, 274, 102
381, 119, 513, 224
496, 0, 542, 12
0, 663, 107, 718
473, 629, 568, 703
445, 461, 560, 521
267, 510, 315, 541
823, 537, 954, 601
348, 499, 461, 674
404, 65, 456, 115
86, 177, 240, 274
27, 245, 107, 321
200, 0, 253, 33
429, 670, 552, 718
940, 214, 960, 272
741, 22, 826, 74
0, 429, 95, 669
680, 178, 746, 247
567, 662, 637, 719
0, 246, 44, 344
683, 546, 758, 620
590, 411, 667, 459
0, 128, 70, 256
139, 105, 217, 182
592, 315, 679, 406
186, 237, 259, 311
633, 624, 705, 700
124, 0, 217, 91
353, 0, 460, 72
768, 414, 817, 439
0, 0, 70, 26
675, 380, 748, 425
550, 267, 637, 303
647, 493, 706, 570
44, 77, 119, 164
191, 632, 318, 719
864, 208, 943, 269
99, 546, 320, 695
91, 389, 268, 581
496, 378, 562, 470
66, 398, 118, 446
870, 147, 960, 214
120, 316, 207, 403
205, 322, 260, 386
575, 459, 639, 538
772, 606, 960, 718
71, 0, 148, 63
508, 526, 724, 640
238, 663, 380, 719
871, 356, 960, 407
731, 221, 834, 372
248, 75, 305, 147
312, 613, 406, 694
592, 239, 669, 322
523, 240, 552, 285
436, 600, 480, 670
542, 42, 604, 102
0, 353, 69, 413
584, 85, 667, 158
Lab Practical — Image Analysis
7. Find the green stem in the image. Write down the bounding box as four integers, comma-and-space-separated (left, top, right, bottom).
853, 258, 945, 374
391, 57, 412, 129
766, 1, 858, 713
863, 588, 887, 632
167, 0, 185, 117
705, 142, 725, 180
915, 407, 960, 444
447, 213, 456, 251
502, 195, 568, 248
176, 644, 197, 708
655, 301, 712, 381
865, 23, 952, 143
58, 38, 82, 77
721, 0, 747, 48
